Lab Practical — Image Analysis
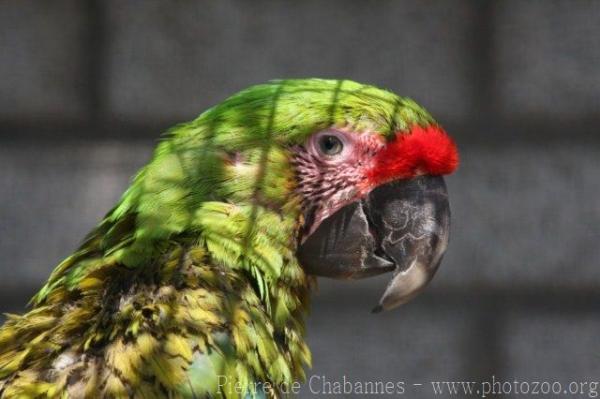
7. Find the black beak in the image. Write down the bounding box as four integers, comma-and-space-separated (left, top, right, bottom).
297, 175, 450, 312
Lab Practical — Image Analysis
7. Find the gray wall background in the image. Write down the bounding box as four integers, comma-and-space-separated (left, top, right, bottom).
1, 1, 599, 397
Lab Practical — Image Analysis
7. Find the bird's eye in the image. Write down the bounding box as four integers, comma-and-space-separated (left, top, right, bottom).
318, 135, 344, 156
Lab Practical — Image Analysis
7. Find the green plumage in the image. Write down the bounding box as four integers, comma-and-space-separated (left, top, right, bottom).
0, 79, 434, 398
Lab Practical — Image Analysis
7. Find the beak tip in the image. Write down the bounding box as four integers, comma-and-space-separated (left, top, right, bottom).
371, 304, 383, 314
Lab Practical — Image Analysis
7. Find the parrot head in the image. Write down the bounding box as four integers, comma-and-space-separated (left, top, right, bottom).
283, 82, 458, 312
169, 78, 458, 312
37, 79, 458, 313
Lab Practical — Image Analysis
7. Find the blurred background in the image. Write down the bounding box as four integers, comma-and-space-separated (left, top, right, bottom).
1, 1, 599, 397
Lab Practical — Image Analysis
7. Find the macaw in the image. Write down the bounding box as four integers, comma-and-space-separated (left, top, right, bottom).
0, 79, 458, 398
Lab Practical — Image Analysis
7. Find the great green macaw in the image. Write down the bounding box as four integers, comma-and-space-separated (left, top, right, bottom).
0, 79, 458, 398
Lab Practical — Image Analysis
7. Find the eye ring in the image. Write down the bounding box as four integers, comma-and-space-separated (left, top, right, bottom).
318, 134, 344, 156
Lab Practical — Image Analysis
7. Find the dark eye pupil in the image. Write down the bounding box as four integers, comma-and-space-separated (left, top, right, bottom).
319, 135, 343, 155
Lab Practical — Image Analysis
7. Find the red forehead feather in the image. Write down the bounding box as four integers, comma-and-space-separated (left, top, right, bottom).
366, 125, 459, 186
